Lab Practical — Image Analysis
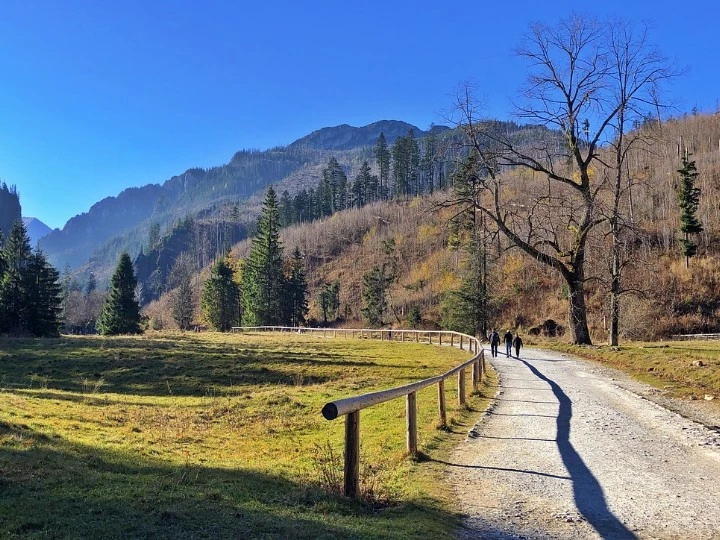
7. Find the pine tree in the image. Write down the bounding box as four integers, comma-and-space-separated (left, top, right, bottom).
24, 250, 63, 337
97, 252, 142, 335
361, 266, 387, 327
201, 257, 240, 331
374, 133, 390, 199
0, 220, 32, 333
285, 247, 309, 326
242, 187, 286, 325
678, 156, 703, 268
319, 280, 340, 324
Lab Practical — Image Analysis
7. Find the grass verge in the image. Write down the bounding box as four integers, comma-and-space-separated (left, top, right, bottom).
535, 339, 720, 400
0, 332, 490, 539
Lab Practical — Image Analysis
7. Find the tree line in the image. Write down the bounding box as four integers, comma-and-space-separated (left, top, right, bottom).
278, 131, 451, 228
0, 221, 63, 337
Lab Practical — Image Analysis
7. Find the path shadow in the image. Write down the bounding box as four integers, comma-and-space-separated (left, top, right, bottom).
517, 358, 637, 539
432, 458, 571, 480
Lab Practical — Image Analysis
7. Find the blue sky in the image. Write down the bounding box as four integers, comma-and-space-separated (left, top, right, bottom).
1, 0, 718, 230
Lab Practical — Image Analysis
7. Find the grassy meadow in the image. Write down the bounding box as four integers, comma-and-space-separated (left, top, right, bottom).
0, 332, 491, 539
545, 340, 720, 399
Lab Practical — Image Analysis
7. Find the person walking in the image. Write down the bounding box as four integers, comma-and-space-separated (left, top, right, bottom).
504, 330, 513, 357
513, 334, 523, 358
489, 329, 500, 358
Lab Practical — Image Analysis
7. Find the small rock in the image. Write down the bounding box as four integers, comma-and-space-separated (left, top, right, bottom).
692, 360, 705, 367
705, 395, 715, 401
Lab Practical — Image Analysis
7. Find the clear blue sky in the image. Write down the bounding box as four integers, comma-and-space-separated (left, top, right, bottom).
1, 0, 718, 230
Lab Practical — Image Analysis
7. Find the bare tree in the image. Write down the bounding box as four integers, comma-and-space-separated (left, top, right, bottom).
445, 15, 674, 345
603, 20, 677, 345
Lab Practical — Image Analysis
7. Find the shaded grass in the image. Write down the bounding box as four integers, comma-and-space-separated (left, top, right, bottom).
0, 332, 487, 538
541, 340, 720, 399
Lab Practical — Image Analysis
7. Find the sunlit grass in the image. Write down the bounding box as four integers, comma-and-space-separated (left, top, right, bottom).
0, 332, 492, 538
542, 340, 720, 399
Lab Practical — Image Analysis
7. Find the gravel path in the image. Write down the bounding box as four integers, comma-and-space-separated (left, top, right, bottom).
448, 347, 720, 539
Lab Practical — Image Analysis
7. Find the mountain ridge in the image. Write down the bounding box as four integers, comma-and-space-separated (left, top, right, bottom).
38, 120, 443, 272
22, 217, 53, 246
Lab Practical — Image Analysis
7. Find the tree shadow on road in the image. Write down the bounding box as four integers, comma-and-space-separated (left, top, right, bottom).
517, 358, 637, 539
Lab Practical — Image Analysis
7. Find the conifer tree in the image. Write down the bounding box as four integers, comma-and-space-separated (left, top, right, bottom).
678, 156, 703, 268
201, 257, 240, 331
0, 220, 32, 333
242, 187, 286, 325
285, 247, 308, 326
319, 280, 340, 324
24, 250, 63, 337
361, 266, 387, 327
374, 133, 390, 199
97, 252, 142, 335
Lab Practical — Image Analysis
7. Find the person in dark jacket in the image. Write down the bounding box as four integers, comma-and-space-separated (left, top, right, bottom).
489, 329, 500, 358
513, 334, 523, 357
504, 330, 513, 357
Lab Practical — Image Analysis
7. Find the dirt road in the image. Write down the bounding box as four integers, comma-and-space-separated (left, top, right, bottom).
449, 348, 720, 539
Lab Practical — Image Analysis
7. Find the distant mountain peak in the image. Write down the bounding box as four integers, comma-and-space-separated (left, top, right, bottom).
22, 217, 53, 245
288, 120, 443, 151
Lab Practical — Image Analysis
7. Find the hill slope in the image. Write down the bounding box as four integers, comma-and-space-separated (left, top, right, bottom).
39, 120, 437, 273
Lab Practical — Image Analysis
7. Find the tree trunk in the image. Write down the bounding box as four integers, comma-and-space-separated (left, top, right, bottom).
567, 272, 592, 345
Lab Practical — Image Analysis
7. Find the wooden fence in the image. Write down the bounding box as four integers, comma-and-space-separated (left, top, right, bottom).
231, 326, 486, 497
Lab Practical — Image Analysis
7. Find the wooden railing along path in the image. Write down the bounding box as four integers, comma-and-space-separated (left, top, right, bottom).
231, 326, 486, 497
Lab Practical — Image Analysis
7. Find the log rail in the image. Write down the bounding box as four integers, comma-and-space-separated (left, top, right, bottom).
232, 326, 486, 497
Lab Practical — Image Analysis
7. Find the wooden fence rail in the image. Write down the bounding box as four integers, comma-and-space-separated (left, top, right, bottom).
232, 325, 486, 497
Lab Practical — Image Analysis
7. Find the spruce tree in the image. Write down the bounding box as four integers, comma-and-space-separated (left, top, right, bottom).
24, 250, 63, 337
201, 257, 240, 331
678, 156, 703, 268
374, 133, 390, 199
318, 280, 340, 324
361, 266, 387, 327
242, 187, 286, 326
285, 247, 308, 326
0, 220, 32, 333
97, 252, 142, 335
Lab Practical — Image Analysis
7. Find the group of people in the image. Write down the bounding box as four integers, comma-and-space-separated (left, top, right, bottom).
488, 329, 523, 358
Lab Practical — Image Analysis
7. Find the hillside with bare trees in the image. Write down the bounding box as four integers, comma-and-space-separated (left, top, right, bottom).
144, 112, 720, 342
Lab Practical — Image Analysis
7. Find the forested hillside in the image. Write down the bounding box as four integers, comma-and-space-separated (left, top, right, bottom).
38, 122, 446, 278
144, 113, 720, 343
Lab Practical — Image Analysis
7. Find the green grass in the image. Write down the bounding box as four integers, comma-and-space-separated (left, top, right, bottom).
540, 340, 720, 399
0, 332, 491, 539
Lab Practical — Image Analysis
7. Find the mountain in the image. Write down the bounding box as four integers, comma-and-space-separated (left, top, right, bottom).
38, 120, 437, 272
289, 120, 437, 150
22, 217, 53, 246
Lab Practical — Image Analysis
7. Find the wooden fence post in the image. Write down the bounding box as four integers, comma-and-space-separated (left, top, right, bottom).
451, 334, 455, 347
472, 361, 479, 392
458, 369, 466, 406
406, 392, 417, 455
344, 411, 360, 497
438, 379, 447, 427
460, 335, 464, 350
439, 334, 443, 346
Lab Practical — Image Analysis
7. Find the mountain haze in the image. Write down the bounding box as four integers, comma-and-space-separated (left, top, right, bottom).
22, 217, 52, 245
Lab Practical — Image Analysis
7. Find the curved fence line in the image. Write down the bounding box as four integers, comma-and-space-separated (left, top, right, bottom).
232, 325, 487, 497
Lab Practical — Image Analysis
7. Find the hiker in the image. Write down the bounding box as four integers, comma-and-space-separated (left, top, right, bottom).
489, 329, 500, 358
513, 334, 523, 357
504, 330, 513, 357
